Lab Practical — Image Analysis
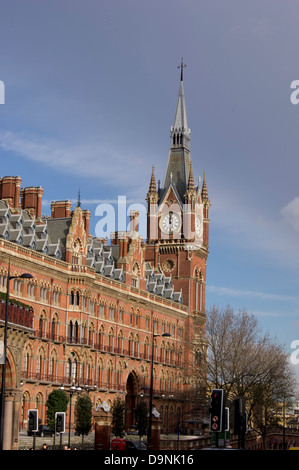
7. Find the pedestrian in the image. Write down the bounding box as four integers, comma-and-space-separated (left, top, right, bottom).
42, 443, 47, 450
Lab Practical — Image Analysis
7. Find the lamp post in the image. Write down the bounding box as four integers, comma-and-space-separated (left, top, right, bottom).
0, 262, 33, 450
147, 331, 171, 449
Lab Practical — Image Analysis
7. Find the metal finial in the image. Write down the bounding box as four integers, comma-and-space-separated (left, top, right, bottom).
177, 58, 186, 81
78, 189, 81, 207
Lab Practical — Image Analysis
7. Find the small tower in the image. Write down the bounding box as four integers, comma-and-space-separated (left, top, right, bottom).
184, 162, 197, 240
201, 172, 210, 249
146, 165, 159, 242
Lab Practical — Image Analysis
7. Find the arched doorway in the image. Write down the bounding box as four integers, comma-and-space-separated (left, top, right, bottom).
125, 371, 140, 430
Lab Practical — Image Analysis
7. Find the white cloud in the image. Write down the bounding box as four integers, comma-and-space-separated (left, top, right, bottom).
42, 197, 139, 207
207, 285, 299, 305
0, 130, 149, 195
281, 197, 299, 232
209, 185, 299, 270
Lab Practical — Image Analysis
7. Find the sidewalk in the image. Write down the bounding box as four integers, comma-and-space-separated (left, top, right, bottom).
18, 431, 95, 450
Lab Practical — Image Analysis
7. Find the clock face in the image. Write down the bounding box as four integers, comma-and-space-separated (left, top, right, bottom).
162, 258, 175, 273
195, 215, 201, 237
73, 238, 81, 252
161, 212, 181, 233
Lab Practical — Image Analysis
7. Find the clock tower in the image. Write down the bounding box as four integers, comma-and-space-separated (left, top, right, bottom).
145, 60, 210, 318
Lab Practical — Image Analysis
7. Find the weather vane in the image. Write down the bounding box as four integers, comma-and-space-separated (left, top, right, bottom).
178, 58, 186, 81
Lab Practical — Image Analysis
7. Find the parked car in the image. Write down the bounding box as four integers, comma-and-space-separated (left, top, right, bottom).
27, 424, 53, 437
127, 425, 138, 435
125, 440, 147, 450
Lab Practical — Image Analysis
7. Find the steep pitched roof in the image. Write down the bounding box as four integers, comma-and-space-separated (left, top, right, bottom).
162, 60, 192, 203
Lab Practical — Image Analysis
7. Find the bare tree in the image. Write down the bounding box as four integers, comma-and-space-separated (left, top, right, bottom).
192, 305, 296, 446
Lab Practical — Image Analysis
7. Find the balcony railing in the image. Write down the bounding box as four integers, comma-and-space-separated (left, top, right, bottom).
31, 329, 183, 367
0, 300, 33, 329
20, 371, 181, 397
21, 371, 128, 392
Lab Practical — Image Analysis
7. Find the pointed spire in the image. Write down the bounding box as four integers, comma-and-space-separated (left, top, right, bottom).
201, 172, 209, 203
149, 165, 157, 192
173, 62, 189, 132
146, 165, 158, 203
184, 162, 196, 201
186, 162, 195, 192
163, 60, 192, 202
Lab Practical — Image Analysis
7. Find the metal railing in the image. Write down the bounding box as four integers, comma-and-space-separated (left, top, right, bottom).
0, 301, 33, 329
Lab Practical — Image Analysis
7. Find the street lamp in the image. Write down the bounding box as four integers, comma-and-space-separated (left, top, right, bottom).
147, 331, 171, 449
0, 262, 33, 450
84, 384, 97, 393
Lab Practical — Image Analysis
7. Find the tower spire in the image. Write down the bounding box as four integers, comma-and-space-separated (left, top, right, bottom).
173, 59, 189, 132
146, 165, 158, 203
186, 162, 195, 192
148, 165, 157, 193
163, 59, 192, 202
201, 172, 209, 203
184, 161, 196, 202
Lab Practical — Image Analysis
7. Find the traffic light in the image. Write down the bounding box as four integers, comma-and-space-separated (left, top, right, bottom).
55, 412, 65, 433
28, 409, 38, 433
209, 389, 225, 432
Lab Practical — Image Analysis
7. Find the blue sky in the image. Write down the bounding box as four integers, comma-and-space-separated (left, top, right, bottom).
1, 0, 299, 377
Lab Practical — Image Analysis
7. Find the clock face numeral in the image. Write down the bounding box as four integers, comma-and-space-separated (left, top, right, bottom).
161, 212, 181, 233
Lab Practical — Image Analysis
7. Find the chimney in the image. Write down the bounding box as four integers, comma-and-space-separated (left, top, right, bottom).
0, 176, 22, 209
118, 232, 128, 258
129, 210, 139, 233
51, 200, 71, 218
82, 209, 91, 237
21, 186, 43, 220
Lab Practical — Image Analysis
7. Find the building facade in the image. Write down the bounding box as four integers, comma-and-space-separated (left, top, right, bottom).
0, 65, 210, 449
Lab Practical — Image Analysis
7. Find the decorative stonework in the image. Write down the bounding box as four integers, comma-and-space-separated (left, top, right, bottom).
162, 258, 176, 273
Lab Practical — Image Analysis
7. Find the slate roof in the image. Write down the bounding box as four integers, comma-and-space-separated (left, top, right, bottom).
0, 200, 183, 303
0, 200, 62, 259
145, 263, 182, 303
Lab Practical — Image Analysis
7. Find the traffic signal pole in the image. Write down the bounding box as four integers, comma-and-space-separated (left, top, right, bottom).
209, 389, 226, 448
234, 397, 247, 449
209, 391, 247, 449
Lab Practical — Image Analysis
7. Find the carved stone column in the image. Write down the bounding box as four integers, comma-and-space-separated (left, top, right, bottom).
2, 390, 21, 450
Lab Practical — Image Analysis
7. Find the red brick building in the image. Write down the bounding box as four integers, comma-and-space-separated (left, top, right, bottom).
0, 66, 210, 449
